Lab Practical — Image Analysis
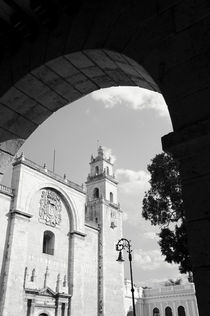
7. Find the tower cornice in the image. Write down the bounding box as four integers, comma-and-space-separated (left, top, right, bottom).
86, 173, 118, 185
90, 156, 113, 166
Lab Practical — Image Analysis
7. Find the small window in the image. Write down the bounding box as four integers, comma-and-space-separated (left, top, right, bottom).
178, 306, 186, 316
93, 187, 99, 199
110, 192, 113, 202
165, 306, 173, 316
95, 166, 99, 175
43, 231, 55, 255
106, 167, 109, 175
153, 308, 160, 316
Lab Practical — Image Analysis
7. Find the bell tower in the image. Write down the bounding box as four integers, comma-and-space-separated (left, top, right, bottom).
86, 145, 118, 222
85, 146, 125, 316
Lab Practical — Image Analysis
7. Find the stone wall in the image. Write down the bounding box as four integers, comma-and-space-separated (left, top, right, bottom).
125, 283, 199, 316
0, 187, 12, 274
83, 225, 99, 316
0, 157, 87, 315
102, 203, 125, 316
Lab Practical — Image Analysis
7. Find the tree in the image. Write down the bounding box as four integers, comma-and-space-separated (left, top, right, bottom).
142, 152, 192, 274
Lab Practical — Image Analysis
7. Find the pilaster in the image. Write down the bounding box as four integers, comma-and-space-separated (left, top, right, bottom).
0, 209, 31, 316
69, 232, 85, 316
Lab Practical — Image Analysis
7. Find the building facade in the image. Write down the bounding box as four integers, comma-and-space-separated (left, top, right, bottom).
0, 146, 199, 316
124, 280, 199, 316
0, 147, 124, 316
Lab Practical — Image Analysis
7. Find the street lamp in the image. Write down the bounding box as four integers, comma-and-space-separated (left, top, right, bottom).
116, 238, 136, 316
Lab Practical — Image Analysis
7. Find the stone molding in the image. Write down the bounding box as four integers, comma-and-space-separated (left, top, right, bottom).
0, 184, 13, 197
13, 156, 86, 194
85, 222, 99, 231
142, 292, 195, 300
10, 209, 32, 219
86, 173, 118, 185
70, 230, 86, 238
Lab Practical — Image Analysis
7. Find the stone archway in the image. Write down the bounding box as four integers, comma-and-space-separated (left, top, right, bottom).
0, 2, 210, 315
0, 48, 159, 179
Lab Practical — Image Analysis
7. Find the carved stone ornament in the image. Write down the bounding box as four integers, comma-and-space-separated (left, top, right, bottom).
39, 190, 62, 227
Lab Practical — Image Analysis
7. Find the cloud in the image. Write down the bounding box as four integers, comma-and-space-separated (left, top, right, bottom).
91, 87, 169, 117
133, 248, 176, 271
140, 275, 189, 288
101, 146, 116, 163
116, 168, 150, 196
143, 231, 159, 241
140, 278, 169, 288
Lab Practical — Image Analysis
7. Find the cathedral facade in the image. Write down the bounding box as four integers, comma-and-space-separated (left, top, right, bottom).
0, 147, 124, 316
0, 146, 200, 316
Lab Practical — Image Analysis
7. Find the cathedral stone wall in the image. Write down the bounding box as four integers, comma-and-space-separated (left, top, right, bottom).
102, 203, 125, 316
83, 225, 99, 316
0, 158, 87, 316
0, 210, 30, 316
11, 161, 86, 235
105, 180, 118, 204
0, 189, 12, 274
25, 188, 70, 292
0, 148, 131, 316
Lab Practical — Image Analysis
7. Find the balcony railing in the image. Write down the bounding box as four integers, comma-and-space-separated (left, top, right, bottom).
0, 184, 13, 196
143, 283, 195, 297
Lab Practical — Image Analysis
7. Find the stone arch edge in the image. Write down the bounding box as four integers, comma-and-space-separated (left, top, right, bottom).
24, 181, 82, 234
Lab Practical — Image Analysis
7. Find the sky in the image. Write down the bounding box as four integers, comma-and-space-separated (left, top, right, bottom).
2, 86, 186, 287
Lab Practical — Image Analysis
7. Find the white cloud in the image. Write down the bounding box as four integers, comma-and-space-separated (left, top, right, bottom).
102, 146, 116, 163
143, 231, 159, 241
91, 87, 169, 117
116, 168, 150, 196
133, 248, 176, 271
140, 275, 189, 288
140, 278, 168, 288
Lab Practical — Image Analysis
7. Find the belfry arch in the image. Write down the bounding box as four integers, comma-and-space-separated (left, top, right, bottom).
0, 1, 210, 315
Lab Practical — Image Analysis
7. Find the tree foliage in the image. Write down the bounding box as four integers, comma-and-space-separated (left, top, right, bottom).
142, 152, 192, 274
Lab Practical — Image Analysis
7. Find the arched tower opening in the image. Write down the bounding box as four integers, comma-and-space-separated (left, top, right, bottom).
93, 187, 100, 199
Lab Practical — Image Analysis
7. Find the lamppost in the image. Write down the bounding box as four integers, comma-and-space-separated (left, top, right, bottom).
116, 238, 136, 316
